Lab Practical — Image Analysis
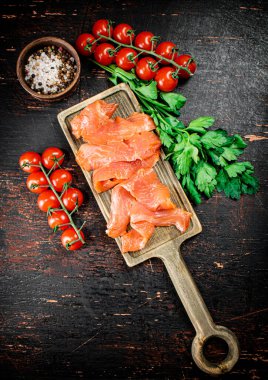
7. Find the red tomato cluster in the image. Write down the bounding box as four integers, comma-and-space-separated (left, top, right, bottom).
75, 19, 197, 92
19, 148, 85, 251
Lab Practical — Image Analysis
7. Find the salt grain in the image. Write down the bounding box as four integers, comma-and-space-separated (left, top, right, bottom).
24, 46, 77, 95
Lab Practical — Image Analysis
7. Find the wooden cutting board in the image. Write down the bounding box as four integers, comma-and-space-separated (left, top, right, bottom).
57, 83, 239, 375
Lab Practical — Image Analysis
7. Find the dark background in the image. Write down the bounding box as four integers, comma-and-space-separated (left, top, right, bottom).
0, 0, 267, 379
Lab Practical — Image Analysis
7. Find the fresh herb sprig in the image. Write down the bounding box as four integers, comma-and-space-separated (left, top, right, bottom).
91, 61, 259, 204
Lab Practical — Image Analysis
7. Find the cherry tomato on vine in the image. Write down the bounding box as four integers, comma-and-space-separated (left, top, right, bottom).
174, 54, 197, 79
26, 172, 49, 194
134, 31, 158, 52
48, 210, 70, 231
135, 57, 159, 81
19, 151, 41, 173
61, 227, 85, 251
62, 188, 84, 211
115, 48, 138, 71
50, 169, 73, 192
42, 147, 64, 170
75, 33, 96, 56
155, 41, 178, 65
92, 19, 113, 41
113, 23, 135, 44
37, 190, 60, 212
155, 67, 178, 92
94, 43, 115, 65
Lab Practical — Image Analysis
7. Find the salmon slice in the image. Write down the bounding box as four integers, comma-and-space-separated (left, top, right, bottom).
121, 221, 155, 253
70, 100, 118, 140
121, 168, 176, 211
106, 186, 136, 238
83, 112, 156, 145
92, 152, 160, 193
130, 202, 192, 233
76, 133, 160, 171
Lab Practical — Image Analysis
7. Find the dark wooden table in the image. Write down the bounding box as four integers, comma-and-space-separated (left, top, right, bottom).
0, 1, 267, 379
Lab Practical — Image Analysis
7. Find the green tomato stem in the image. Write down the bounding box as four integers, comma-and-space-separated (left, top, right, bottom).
39, 163, 85, 246
97, 34, 192, 75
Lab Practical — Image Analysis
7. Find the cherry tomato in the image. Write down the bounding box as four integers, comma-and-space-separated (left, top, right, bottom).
50, 169, 73, 192
42, 147, 64, 170
61, 227, 85, 251
75, 33, 96, 56
134, 31, 158, 52
155, 67, 178, 92
174, 54, 197, 79
115, 48, 138, 71
92, 19, 113, 42
19, 151, 41, 173
113, 23, 135, 44
155, 41, 178, 65
94, 43, 115, 65
62, 188, 84, 211
37, 190, 60, 212
48, 210, 70, 231
26, 172, 49, 194
135, 57, 159, 81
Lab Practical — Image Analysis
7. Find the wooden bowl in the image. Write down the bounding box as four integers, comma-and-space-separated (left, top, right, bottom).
16, 37, 81, 102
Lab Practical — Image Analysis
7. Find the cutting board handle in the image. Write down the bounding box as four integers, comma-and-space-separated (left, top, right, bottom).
157, 247, 239, 375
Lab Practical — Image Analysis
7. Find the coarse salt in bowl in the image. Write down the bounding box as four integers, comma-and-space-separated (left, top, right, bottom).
16, 37, 81, 102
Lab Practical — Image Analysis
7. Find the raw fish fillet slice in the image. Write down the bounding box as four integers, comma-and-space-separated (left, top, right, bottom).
106, 186, 136, 238
126, 131, 161, 158
83, 112, 156, 145
70, 100, 118, 140
76, 133, 160, 171
92, 151, 160, 193
76, 142, 135, 171
130, 202, 192, 233
121, 221, 155, 253
121, 168, 176, 211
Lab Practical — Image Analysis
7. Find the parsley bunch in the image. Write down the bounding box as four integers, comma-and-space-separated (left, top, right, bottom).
92, 61, 259, 204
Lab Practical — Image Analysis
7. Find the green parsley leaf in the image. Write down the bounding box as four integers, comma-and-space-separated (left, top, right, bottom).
136, 81, 158, 100
187, 116, 215, 134
182, 174, 202, 205
160, 92, 187, 112
225, 162, 253, 177
201, 129, 234, 149
195, 160, 217, 197
157, 129, 174, 149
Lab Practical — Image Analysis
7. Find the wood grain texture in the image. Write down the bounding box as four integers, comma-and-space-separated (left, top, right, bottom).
0, 0, 267, 379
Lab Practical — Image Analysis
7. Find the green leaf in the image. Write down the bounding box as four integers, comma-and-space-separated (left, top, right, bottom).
164, 115, 185, 130
182, 173, 202, 205
136, 81, 158, 100
189, 133, 202, 150
113, 66, 136, 80
160, 92, 187, 112
195, 161, 217, 197
187, 116, 215, 134
216, 169, 229, 191
201, 129, 234, 150
157, 129, 174, 149
224, 178, 241, 199
225, 162, 253, 178
173, 143, 199, 176
233, 134, 247, 149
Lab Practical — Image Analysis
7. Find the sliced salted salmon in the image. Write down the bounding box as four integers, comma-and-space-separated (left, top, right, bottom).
130, 202, 192, 233
92, 151, 160, 193
85, 112, 156, 145
70, 100, 118, 140
121, 221, 155, 253
121, 168, 176, 211
76, 133, 160, 171
106, 186, 136, 238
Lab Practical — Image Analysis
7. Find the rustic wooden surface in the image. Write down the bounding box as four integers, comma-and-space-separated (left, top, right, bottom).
0, 0, 267, 379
